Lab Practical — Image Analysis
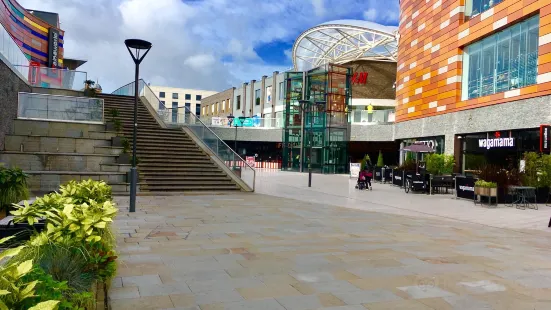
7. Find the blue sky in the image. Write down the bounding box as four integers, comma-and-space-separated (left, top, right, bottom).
20, 0, 400, 92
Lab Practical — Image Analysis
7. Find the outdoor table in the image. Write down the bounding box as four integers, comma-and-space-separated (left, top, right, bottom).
508, 186, 537, 210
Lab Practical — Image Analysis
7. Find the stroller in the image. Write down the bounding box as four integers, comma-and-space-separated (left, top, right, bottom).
355, 169, 373, 190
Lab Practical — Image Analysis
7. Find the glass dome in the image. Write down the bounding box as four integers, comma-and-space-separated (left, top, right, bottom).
292, 20, 398, 71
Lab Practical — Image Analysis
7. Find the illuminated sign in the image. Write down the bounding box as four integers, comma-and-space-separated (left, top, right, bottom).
48, 29, 60, 68
350, 72, 368, 85
478, 136, 514, 149
541, 125, 551, 153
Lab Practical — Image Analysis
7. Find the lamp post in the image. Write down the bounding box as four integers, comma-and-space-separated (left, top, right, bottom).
124, 39, 152, 213
227, 115, 246, 169
298, 100, 313, 187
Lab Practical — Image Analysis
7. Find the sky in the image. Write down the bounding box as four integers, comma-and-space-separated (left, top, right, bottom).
19, 0, 399, 92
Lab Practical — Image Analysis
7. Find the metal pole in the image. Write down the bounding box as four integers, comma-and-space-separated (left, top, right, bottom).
129, 61, 139, 213
308, 103, 313, 187
234, 125, 238, 169
300, 107, 305, 173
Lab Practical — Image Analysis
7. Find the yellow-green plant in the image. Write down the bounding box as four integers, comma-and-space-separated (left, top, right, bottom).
59, 180, 112, 204
0, 237, 59, 310
34, 200, 117, 245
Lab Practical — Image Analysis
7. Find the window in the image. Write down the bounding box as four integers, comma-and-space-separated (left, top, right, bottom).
196, 105, 201, 115
172, 93, 178, 99
159, 92, 165, 98
172, 102, 178, 123
462, 15, 539, 100
265, 86, 272, 105
196, 95, 202, 101
466, 0, 504, 18
236, 95, 241, 110
222, 100, 226, 113
160, 101, 165, 110
211, 104, 215, 113
278, 82, 284, 100
185, 94, 191, 100
185, 102, 191, 114
255, 89, 261, 105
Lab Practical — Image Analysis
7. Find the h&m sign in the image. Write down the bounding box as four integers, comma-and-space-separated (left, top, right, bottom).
350, 72, 368, 85
48, 28, 60, 68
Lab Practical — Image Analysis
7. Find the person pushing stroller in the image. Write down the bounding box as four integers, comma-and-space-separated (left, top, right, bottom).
357, 166, 373, 190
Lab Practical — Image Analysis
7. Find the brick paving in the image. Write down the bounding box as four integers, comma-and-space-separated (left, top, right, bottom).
110, 193, 551, 310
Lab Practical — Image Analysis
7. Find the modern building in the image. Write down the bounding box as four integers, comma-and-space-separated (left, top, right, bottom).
148, 85, 217, 121
201, 20, 400, 172
396, 0, 551, 172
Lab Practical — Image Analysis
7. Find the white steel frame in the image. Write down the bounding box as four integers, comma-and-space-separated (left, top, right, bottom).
292, 22, 398, 71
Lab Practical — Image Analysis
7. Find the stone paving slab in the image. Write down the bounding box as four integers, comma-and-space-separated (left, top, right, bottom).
110, 193, 551, 310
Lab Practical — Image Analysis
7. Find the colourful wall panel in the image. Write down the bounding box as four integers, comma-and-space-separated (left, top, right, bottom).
0, 0, 64, 67
397, 0, 551, 122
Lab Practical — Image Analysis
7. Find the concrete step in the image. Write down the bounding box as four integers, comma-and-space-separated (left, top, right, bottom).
138, 166, 223, 172
100, 163, 132, 173
140, 184, 240, 191
10, 119, 106, 138
3, 135, 111, 153
0, 152, 118, 171
140, 176, 231, 181
141, 180, 236, 186
27, 171, 126, 192
89, 131, 117, 140
94, 146, 124, 156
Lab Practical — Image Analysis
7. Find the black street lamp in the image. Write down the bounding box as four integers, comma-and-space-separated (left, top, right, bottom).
298, 100, 313, 187
125, 39, 152, 213
227, 115, 246, 170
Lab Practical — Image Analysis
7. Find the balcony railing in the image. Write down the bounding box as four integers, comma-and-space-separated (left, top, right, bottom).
192, 115, 283, 129
350, 110, 395, 124
111, 79, 255, 191
14, 65, 88, 91
18, 92, 104, 123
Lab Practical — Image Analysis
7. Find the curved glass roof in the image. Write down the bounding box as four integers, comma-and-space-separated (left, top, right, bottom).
292, 20, 398, 71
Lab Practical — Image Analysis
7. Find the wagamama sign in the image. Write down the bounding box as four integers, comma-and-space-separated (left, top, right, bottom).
478, 137, 514, 149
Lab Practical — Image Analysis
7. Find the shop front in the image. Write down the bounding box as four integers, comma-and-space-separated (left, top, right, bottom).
458, 128, 543, 173
398, 136, 445, 165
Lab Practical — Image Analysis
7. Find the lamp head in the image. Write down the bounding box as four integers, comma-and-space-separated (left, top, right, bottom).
125, 39, 152, 50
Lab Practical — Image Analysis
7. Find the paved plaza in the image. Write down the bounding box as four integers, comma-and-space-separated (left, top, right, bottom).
111, 177, 551, 309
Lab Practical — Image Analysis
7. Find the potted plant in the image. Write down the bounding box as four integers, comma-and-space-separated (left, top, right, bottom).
475, 180, 498, 197
106, 108, 120, 132
84, 80, 97, 97
0, 165, 29, 219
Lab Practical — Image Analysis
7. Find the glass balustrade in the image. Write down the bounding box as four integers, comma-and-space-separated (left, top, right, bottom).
18, 92, 104, 123
350, 110, 395, 124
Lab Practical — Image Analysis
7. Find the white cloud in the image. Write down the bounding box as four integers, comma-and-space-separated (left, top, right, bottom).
364, 8, 377, 21
311, 0, 325, 17
17, 0, 399, 92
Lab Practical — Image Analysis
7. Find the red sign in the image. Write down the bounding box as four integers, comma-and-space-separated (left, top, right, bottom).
246, 156, 256, 168
350, 72, 368, 85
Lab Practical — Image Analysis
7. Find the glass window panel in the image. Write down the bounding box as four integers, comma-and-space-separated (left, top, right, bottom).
480, 38, 496, 97
496, 29, 511, 93
463, 15, 539, 99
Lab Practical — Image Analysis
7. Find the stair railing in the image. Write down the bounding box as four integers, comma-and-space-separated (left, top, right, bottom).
111, 80, 256, 191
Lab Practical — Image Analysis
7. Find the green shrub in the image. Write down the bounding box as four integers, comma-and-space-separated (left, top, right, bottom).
0, 165, 29, 211
360, 154, 371, 170
19, 267, 74, 310
376, 151, 384, 167
425, 154, 455, 175
475, 180, 497, 188
59, 179, 112, 204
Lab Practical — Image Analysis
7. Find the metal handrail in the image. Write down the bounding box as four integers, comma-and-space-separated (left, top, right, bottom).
111, 80, 256, 186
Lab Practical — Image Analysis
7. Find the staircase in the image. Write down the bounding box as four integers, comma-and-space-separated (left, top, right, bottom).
98, 94, 241, 192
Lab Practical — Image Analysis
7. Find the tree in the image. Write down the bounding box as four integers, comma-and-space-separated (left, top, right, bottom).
360, 154, 371, 170
376, 151, 384, 167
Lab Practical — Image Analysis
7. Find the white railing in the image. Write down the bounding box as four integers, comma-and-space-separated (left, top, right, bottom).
18, 92, 104, 123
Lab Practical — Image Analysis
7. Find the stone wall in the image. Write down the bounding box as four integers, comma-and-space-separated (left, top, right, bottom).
0, 58, 31, 150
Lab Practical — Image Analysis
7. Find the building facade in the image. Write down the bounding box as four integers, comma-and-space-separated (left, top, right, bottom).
396, 0, 551, 172
0, 0, 65, 67
149, 85, 217, 119
200, 87, 234, 120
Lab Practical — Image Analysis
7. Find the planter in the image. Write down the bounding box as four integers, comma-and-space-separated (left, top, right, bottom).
0, 221, 45, 246
118, 153, 131, 165
105, 121, 116, 132
474, 186, 498, 206
112, 136, 123, 147
536, 187, 550, 204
